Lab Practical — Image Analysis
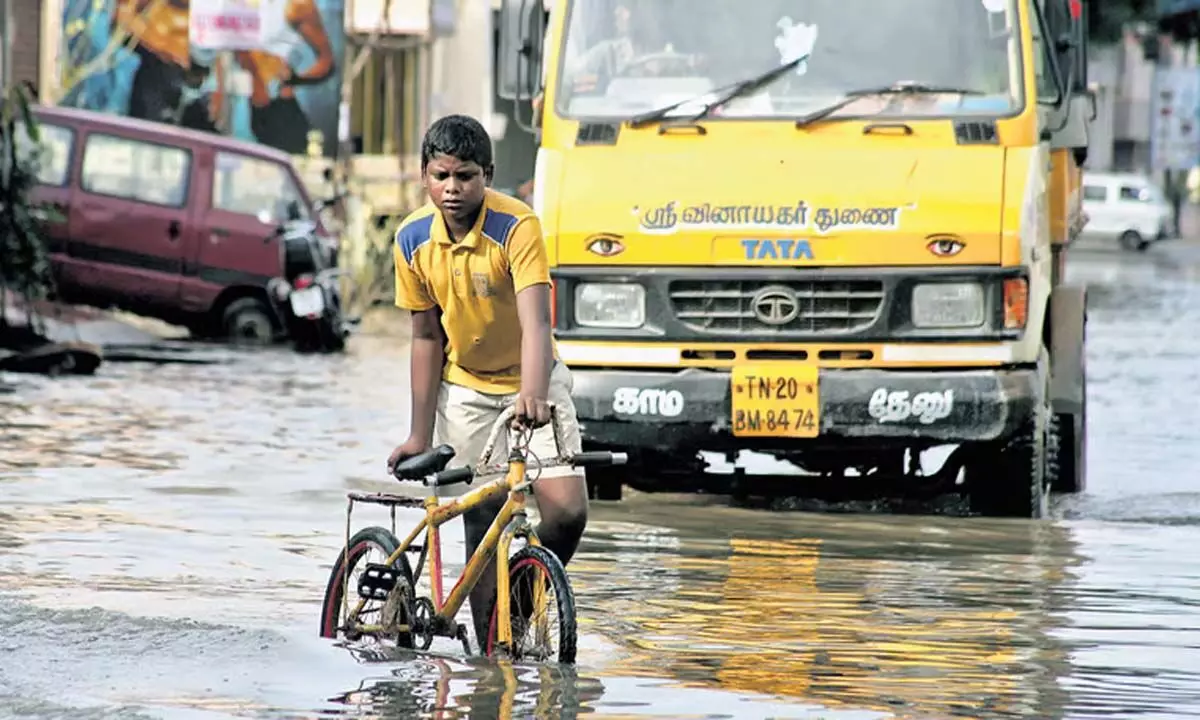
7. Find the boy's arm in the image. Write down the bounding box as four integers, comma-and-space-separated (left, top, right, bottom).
407, 308, 445, 447
515, 285, 554, 404
393, 242, 443, 449
508, 216, 555, 426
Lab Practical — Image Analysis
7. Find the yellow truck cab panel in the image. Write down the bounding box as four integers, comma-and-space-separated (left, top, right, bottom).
495, 0, 1092, 515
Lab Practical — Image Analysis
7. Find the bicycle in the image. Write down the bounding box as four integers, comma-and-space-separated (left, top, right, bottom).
318, 404, 627, 664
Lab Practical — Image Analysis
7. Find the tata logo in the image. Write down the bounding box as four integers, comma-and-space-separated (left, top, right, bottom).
751, 285, 801, 326
740, 238, 814, 261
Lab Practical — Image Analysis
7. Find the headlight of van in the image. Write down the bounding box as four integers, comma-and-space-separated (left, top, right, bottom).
911, 282, 985, 328
574, 283, 646, 328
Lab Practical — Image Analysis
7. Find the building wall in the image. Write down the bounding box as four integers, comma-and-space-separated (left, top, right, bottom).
1087, 29, 1199, 175
429, 0, 494, 125
6, 0, 42, 90
43, 0, 347, 157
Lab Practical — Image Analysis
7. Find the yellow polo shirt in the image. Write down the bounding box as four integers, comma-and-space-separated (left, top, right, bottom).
393, 189, 555, 395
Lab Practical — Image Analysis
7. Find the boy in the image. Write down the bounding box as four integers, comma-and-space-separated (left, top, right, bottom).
386, 114, 587, 648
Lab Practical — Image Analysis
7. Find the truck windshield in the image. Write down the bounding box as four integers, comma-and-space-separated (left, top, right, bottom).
555, 0, 1022, 121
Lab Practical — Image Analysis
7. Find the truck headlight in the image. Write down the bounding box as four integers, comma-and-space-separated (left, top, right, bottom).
911, 282, 985, 328
574, 283, 646, 328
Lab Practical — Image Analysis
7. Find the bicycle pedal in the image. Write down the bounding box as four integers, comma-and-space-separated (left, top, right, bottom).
357, 563, 401, 600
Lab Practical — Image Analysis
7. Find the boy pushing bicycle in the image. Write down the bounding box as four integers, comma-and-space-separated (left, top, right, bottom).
386, 114, 588, 647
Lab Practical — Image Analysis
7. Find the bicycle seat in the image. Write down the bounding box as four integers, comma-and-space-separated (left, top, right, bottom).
394, 444, 456, 481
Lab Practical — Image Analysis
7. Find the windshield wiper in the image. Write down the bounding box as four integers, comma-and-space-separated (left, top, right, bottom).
628, 53, 810, 129
793, 83, 985, 128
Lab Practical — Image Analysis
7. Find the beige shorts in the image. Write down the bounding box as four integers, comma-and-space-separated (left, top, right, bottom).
432, 361, 584, 496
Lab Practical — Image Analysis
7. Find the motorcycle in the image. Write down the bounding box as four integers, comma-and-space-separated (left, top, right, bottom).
266, 207, 352, 353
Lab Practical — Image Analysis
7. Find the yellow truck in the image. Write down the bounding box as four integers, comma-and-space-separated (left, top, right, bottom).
495, 0, 1093, 517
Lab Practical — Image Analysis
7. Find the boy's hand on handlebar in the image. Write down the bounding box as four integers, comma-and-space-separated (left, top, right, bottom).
387, 436, 430, 474
512, 395, 551, 430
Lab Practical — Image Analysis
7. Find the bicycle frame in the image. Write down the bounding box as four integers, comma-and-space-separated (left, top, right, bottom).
340, 407, 571, 653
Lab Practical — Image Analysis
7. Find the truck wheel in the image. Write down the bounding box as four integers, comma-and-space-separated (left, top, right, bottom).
585, 467, 624, 501
222, 297, 275, 346
1048, 285, 1088, 494
1048, 411, 1086, 494
967, 403, 1049, 518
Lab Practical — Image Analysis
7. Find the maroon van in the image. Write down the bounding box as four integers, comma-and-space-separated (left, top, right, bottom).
23, 105, 335, 342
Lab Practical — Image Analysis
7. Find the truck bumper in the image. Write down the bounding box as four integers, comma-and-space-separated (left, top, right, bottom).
571, 366, 1040, 454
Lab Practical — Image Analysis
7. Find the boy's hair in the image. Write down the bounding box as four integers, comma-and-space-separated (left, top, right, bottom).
420, 115, 494, 172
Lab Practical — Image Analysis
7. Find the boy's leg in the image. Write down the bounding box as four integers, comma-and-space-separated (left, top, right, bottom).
525, 362, 589, 566
432, 381, 508, 648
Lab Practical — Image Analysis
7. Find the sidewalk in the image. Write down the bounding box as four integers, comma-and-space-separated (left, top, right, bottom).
1, 290, 178, 348
1180, 203, 1200, 243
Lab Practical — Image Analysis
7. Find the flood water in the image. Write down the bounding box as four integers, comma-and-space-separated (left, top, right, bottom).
3, 244, 1200, 719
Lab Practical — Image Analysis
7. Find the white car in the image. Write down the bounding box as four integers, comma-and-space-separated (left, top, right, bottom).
1080, 172, 1172, 251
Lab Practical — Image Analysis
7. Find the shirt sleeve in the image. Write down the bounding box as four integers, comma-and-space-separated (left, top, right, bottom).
393, 242, 436, 311
506, 215, 552, 293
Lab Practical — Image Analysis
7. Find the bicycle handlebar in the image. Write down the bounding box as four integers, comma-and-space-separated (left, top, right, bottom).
424, 450, 630, 488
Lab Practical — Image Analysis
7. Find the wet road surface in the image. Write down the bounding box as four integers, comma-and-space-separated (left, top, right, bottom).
3, 244, 1200, 719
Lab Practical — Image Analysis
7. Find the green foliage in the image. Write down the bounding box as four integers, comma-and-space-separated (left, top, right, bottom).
0, 82, 57, 331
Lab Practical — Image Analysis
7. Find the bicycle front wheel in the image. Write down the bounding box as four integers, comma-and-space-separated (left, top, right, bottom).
485, 545, 577, 664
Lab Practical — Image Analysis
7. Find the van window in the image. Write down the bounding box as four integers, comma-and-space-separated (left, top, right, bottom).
14, 121, 74, 187
212, 152, 308, 225
81, 134, 191, 207
1082, 184, 1107, 202
1118, 185, 1151, 202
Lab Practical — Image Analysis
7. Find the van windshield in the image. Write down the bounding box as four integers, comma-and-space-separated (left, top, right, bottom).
555, 0, 1022, 120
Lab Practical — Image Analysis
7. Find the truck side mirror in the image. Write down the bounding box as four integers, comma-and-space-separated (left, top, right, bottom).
497, 0, 545, 101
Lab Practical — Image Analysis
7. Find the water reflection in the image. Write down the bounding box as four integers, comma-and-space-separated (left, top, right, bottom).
329, 653, 604, 719
579, 505, 1080, 718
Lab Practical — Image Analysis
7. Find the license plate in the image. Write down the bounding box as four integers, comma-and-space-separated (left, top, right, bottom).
289, 286, 326, 317
731, 364, 820, 438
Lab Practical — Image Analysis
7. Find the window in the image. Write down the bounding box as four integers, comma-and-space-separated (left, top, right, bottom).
556, 0, 1022, 121
1027, 0, 1061, 103
1082, 184, 1107, 202
212, 152, 307, 225
1118, 185, 1151, 203
13, 121, 74, 187
81, 134, 191, 207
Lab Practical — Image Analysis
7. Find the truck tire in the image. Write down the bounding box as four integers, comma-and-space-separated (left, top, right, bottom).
1048, 285, 1088, 494
967, 402, 1049, 518
1048, 411, 1086, 494
585, 467, 624, 501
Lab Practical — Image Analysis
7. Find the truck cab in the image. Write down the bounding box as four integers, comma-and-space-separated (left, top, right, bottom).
497, 0, 1092, 516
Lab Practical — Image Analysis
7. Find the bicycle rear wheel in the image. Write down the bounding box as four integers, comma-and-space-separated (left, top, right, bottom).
485, 545, 577, 664
319, 526, 415, 647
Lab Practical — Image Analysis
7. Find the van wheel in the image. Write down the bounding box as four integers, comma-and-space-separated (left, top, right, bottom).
222, 298, 275, 345
1119, 230, 1150, 252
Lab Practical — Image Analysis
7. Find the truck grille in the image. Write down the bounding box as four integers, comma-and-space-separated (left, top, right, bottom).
668, 279, 885, 335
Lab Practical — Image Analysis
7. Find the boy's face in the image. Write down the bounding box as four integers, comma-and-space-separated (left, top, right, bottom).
424, 153, 492, 225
